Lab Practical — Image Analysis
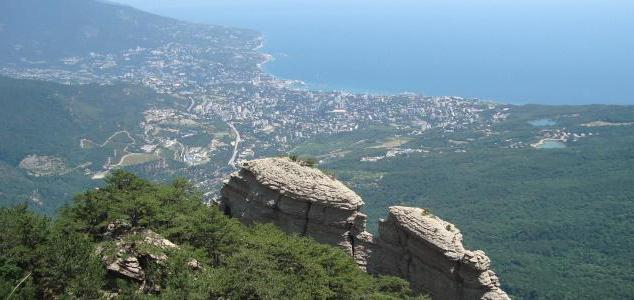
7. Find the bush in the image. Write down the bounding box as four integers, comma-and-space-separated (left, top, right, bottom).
1, 171, 423, 299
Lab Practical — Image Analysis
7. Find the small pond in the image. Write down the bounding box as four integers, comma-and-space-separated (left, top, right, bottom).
528, 119, 557, 126
535, 139, 567, 149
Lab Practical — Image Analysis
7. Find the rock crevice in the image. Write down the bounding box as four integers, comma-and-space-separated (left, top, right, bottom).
219, 158, 510, 300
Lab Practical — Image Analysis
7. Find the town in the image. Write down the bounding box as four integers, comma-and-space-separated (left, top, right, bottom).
1, 27, 512, 197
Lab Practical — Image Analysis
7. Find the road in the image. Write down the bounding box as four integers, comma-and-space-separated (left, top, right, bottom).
80, 130, 136, 149
227, 122, 241, 168
187, 97, 196, 112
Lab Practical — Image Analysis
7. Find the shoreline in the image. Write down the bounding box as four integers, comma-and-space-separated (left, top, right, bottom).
252, 36, 507, 103
253, 34, 421, 96
250, 36, 631, 106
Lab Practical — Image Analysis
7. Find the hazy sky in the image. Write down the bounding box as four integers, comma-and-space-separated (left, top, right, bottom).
114, 0, 634, 66
115, 0, 634, 16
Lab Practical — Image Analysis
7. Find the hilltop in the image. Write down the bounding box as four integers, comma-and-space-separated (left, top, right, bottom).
220, 157, 510, 300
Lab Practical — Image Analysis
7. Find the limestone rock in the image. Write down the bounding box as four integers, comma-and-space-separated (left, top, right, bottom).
188, 259, 202, 270
384, 206, 466, 260
103, 219, 132, 239
107, 256, 144, 281
219, 157, 510, 300
220, 157, 370, 259
240, 157, 363, 210
99, 229, 183, 291
368, 206, 510, 300
142, 229, 179, 250
462, 250, 491, 272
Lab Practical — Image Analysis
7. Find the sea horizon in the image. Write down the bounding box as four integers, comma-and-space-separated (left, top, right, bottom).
116, 0, 634, 106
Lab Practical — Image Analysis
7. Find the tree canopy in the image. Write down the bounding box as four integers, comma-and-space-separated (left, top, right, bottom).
1, 170, 425, 299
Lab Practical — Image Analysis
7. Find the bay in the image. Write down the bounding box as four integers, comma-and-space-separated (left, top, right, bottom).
116, 0, 634, 105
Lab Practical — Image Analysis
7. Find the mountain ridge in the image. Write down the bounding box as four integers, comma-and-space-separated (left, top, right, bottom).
0, 0, 260, 65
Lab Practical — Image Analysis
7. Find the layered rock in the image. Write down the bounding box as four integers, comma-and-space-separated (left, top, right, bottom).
219, 157, 370, 265
367, 207, 509, 300
219, 158, 509, 300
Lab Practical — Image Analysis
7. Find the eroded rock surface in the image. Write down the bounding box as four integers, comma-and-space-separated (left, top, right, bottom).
220, 157, 370, 264
97, 222, 181, 293
368, 207, 510, 300
220, 158, 510, 300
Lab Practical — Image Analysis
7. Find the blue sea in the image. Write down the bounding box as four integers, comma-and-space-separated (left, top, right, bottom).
117, 0, 634, 105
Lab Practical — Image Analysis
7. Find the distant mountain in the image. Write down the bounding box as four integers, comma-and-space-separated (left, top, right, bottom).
0, 0, 259, 65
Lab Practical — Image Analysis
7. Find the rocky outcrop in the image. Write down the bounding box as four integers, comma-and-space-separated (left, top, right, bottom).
220, 158, 510, 300
219, 157, 370, 265
367, 207, 509, 300
97, 220, 191, 293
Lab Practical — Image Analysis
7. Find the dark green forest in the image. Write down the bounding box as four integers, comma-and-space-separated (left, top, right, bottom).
296, 105, 634, 299
0, 171, 424, 299
0, 76, 173, 165
0, 76, 181, 214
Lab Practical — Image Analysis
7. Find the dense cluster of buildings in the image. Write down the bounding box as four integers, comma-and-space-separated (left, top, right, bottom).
0, 28, 511, 195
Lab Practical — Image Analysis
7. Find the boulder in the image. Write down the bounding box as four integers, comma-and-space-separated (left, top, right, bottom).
98, 229, 184, 293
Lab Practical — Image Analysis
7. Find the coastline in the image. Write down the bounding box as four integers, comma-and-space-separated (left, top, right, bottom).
252, 34, 424, 96
250, 29, 628, 106
254, 38, 309, 90
253, 36, 505, 103
256, 47, 433, 97
247, 33, 632, 106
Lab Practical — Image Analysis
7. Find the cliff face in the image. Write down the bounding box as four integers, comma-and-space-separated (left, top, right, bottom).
368, 207, 509, 300
219, 158, 371, 265
220, 158, 509, 300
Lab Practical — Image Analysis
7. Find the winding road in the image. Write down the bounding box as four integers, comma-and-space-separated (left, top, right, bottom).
227, 122, 241, 168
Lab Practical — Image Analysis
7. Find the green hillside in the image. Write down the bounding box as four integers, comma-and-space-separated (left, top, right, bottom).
0, 76, 179, 214
294, 105, 634, 299
0, 0, 259, 64
0, 171, 424, 299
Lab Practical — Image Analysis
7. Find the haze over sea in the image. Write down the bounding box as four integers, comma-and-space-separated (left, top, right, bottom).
116, 0, 633, 105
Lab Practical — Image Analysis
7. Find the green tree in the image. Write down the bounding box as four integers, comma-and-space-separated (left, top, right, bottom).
2, 171, 424, 299
0, 205, 48, 299
36, 227, 105, 298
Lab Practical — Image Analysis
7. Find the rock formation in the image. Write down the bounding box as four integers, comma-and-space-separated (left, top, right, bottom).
367, 206, 509, 300
219, 157, 371, 266
220, 157, 510, 300
97, 220, 199, 293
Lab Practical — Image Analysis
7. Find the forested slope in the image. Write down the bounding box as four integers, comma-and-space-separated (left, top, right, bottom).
0, 171, 424, 299
0, 76, 176, 214
295, 105, 634, 299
